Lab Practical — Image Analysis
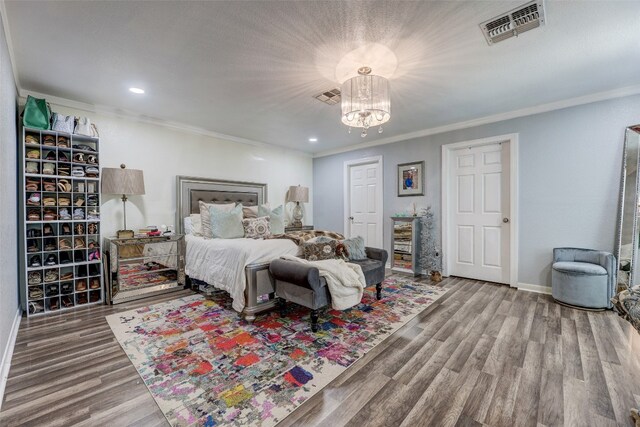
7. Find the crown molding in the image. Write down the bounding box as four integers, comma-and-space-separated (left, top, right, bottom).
19, 89, 312, 158
313, 84, 640, 158
0, 0, 20, 92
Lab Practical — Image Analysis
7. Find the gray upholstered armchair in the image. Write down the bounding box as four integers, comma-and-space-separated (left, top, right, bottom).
551, 247, 616, 309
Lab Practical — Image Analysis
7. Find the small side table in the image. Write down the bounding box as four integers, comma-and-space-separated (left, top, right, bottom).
103, 234, 186, 304
285, 225, 314, 232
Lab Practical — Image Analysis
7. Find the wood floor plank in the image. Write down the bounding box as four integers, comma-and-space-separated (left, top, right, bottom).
2, 275, 640, 427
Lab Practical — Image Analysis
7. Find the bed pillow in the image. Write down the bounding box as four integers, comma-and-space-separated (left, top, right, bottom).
342, 236, 367, 260
258, 204, 284, 234
209, 204, 244, 239
302, 240, 338, 261
242, 216, 271, 239
243, 203, 270, 219
190, 214, 203, 236
184, 216, 193, 234
199, 201, 235, 238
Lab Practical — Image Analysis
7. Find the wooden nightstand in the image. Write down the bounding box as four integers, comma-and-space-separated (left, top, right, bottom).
285, 225, 314, 232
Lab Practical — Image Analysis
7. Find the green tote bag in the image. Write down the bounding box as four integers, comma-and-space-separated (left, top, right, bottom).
23, 95, 51, 130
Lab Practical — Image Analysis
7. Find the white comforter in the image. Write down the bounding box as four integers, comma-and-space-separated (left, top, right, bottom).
280, 255, 366, 310
185, 235, 299, 312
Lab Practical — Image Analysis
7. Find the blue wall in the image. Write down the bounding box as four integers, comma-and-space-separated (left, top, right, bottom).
313, 95, 640, 288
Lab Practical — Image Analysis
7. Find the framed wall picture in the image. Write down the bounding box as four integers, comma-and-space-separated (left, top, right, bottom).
397, 161, 425, 197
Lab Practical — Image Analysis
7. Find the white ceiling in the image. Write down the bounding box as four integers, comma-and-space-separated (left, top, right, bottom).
4, 1, 640, 154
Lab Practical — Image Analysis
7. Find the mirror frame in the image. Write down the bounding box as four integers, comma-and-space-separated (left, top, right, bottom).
615, 125, 640, 292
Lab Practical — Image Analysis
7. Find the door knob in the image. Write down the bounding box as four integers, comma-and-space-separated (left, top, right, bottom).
503, 218, 509, 223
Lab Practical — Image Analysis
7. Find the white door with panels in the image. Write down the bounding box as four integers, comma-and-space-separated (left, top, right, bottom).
447, 142, 510, 283
345, 157, 383, 248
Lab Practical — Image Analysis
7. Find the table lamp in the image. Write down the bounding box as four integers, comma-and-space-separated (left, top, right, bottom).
101, 164, 145, 238
287, 185, 308, 228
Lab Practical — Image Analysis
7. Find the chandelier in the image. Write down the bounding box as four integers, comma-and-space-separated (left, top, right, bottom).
341, 66, 390, 137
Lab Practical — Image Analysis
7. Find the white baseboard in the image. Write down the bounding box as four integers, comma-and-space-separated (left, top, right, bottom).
0, 308, 22, 411
516, 282, 552, 295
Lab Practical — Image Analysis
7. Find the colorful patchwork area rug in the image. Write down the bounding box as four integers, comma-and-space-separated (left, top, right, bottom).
106, 277, 447, 426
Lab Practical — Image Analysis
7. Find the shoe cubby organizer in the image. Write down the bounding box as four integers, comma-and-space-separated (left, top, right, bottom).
20, 127, 103, 316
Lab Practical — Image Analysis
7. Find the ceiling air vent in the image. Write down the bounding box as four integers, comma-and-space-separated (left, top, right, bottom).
313, 88, 341, 105
480, 0, 545, 45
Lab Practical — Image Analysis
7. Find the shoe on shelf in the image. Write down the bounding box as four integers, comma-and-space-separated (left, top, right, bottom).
58, 197, 70, 206
60, 271, 74, 281
74, 197, 85, 207
88, 223, 98, 235
75, 280, 87, 291
42, 135, 56, 146
87, 195, 98, 206
26, 179, 39, 191
58, 151, 69, 162
59, 253, 72, 264
74, 238, 85, 249
49, 299, 59, 311
42, 163, 55, 175
44, 254, 58, 266
43, 197, 57, 207
27, 228, 42, 238
44, 239, 56, 251
74, 252, 85, 263
59, 239, 72, 250
29, 255, 42, 268
59, 208, 72, 220
43, 180, 56, 191
87, 210, 99, 220
44, 151, 56, 161
61, 282, 73, 294
57, 136, 69, 148
44, 270, 58, 282
74, 224, 84, 235
89, 278, 100, 289
89, 249, 101, 261
61, 223, 71, 235
26, 193, 41, 206
57, 179, 71, 192
61, 296, 73, 307
25, 134, 39, 145
73, 208, 85, 220
43, 209, 57, 221
27, 242, 39, 253
71, 167, 85, 177
26, 149, 40, 159
28, 287, 43, 299
43, 224, 54, 236
26, 162, 39, 174
28, 271, 42, 285
28, 302, 44, 314
27, 210, 40, 221
73, 153, 85, 163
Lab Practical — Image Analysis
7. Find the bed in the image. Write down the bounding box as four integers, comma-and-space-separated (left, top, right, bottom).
175, 176, 299, 321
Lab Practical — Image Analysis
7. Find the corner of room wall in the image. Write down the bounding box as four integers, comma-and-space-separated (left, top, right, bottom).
0, 9, 20, 408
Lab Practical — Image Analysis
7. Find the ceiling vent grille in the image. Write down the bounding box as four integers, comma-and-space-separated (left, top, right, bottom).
313, 88, 341, 105
480, 0, 545, 45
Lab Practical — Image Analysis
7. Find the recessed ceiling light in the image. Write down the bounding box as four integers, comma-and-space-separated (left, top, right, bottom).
308, 137, 318, 143
129, 87, 145, 94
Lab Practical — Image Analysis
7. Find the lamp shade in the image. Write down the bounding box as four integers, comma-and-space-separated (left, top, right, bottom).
101, 166, 145, 195
287, 185, 309, 203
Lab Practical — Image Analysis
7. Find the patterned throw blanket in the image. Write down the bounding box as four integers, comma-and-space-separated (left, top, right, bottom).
269, 230, 345, 246
612, 285, 640, 332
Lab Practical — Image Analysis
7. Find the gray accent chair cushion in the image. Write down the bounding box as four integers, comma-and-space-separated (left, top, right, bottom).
551, 247, 616, 309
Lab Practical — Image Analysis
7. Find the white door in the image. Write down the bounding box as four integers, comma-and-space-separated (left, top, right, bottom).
346, 160, 383, 248
448, 142, 510, 283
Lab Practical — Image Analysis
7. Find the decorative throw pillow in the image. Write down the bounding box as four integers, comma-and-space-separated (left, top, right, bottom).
190, 214, 203, 236
342, 236, 367, 260
243, 203, 270, 219
258, 204, 284, 234
209, 204, 244, 239
242, 216, 271, 239
199, 201, 235, 238
303, 240, 338, 261
184, 216, 193, 235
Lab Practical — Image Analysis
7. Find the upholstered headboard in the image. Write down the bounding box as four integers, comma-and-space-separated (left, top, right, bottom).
176, 176, 267, 234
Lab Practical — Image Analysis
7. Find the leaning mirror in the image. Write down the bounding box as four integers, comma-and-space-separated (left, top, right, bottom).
616, 125, 640, 292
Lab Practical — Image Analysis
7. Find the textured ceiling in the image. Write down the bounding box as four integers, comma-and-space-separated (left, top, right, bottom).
4, 1, 640, 153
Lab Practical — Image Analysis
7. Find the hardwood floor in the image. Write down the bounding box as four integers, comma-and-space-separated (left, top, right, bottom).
2, 274, 640, 426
